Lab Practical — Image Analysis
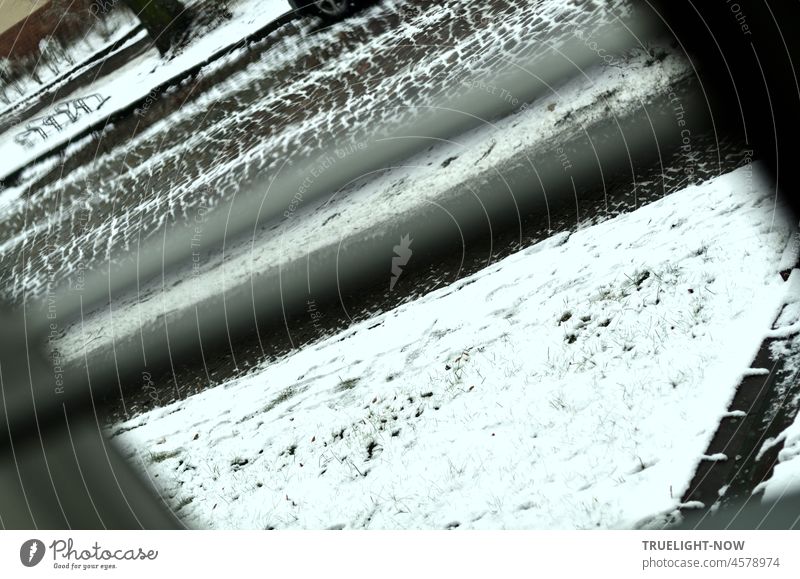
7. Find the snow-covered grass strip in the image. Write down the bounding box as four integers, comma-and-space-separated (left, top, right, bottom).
111, 164, 793, 529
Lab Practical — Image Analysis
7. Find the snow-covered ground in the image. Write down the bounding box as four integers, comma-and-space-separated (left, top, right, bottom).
54, 38, 691, 366
0, 0, 291, 180
110, 163, 794, 529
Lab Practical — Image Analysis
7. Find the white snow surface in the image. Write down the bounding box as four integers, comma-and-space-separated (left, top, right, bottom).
759, 268, 800, 504
111, 163, 793, 529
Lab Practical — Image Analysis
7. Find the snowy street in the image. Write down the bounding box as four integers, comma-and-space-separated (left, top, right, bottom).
2, 0, 643, 304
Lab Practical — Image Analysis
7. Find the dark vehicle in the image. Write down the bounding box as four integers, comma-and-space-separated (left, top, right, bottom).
289, 0, 362, 20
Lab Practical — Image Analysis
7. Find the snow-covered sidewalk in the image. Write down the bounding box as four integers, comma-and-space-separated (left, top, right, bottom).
111, 163, 793, 529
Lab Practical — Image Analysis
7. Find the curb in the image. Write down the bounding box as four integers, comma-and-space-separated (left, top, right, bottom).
679, 226, 800, 524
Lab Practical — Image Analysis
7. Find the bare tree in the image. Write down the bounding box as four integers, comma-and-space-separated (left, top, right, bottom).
25, 54, 44, 85
0, 58, 18, 103
39, 37, 63, 75
0, 58, 22, 92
